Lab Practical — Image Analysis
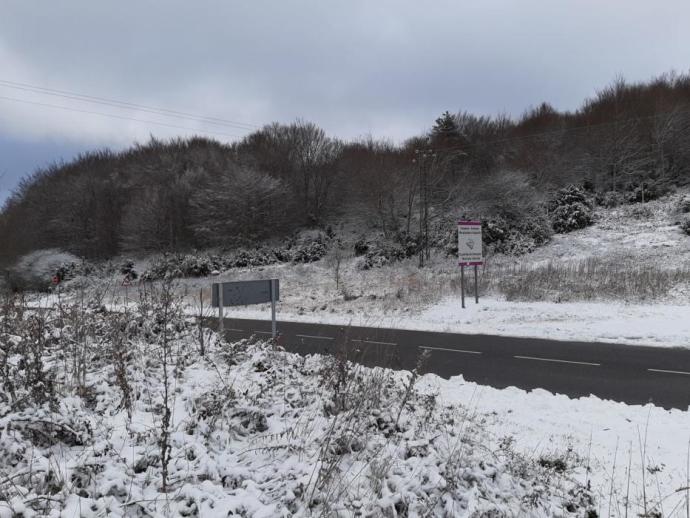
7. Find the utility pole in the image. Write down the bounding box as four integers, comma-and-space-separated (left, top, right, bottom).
414, 146, 434, 268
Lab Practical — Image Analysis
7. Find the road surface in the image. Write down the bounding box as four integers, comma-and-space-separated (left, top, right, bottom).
209, 317, 690, 410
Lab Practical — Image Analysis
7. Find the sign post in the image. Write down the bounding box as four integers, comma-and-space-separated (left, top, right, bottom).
458, 220, 484, 308
212, 279, 280, 338
218, 283, 224, 334
270, 279, 277, 339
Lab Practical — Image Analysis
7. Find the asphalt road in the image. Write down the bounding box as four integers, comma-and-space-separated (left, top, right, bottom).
210, 317, 690, 410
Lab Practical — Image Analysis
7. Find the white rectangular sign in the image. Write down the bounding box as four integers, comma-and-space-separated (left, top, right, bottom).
458, 220, 483, 266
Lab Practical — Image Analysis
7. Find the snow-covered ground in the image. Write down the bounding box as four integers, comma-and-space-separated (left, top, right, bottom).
522, 194, 690, 267
9, 191, 690, 515
214, 296, 690, 349
423, 374, 690, 518
2, 298, 689, 517
159, 191, 689, 349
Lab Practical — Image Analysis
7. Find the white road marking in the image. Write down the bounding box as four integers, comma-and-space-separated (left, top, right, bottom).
297, 334, 334, 341
419, 346, 482, 355
254, 331, 274, 335
351, 339, 397, 346
226, 328, 244, 332
648, 368, 690, 376
514, 355, 601, 367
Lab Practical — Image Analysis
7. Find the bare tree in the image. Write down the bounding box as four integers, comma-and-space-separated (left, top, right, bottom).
189, 165, 286, 246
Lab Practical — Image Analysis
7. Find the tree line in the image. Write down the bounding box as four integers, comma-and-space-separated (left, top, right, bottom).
1, 72, 689, 267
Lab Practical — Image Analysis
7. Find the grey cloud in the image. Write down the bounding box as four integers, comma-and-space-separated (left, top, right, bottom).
0, 0, 688, 200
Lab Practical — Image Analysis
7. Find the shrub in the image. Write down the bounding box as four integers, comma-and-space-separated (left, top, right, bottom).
230, 248, 279, 268
681, 217, 690, 235
677, 196, 690, 214
120, 260, 138, 279
357, 241, 408, 270
291, 242, 328, 263
353, 239, 369, 256
551, 202, 592, 233
141, 238, 331, 280
597, 191, 625, 208
7, 249, 83, 291
143, 253, 222, 280
626, 181, 673, 203
479, 212, 552, 256
547, 185, 592, 212
548, 186, 593, 233
626, 204, 654, 220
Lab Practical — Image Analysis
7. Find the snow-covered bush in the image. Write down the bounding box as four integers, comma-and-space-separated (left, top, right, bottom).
353, 232, 419, 269
549, 186, 593, 233
551, 202, 593, 233
681, 216, 690, 235
141, 238, 332, 280
143, 252, 214, 280
677, 195, 690, 214
358, 241, 409, 270
230, 247, 279, 268
474, 213, 552, 256
7, 249, 84, 291
119, 259, 138, 279
626, 203, 654, 220
291, 241, 328, 263
626, 180, 673, 203
597, 190, 625, 208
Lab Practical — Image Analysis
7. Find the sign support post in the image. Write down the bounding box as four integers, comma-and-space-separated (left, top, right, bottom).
218, 284, 224, 335
270, 279, 277, 339
474, 265, 479, 304
458, 220, 484, 309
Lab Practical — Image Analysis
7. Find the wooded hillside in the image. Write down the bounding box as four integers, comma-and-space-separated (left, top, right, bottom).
2, 72, 689, 266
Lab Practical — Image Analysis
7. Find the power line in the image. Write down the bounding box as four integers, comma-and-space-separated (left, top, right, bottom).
0, 78, 259, 131
0, 95, 245, 139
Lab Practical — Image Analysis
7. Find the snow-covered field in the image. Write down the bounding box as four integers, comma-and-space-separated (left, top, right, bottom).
2, 296, 689, 517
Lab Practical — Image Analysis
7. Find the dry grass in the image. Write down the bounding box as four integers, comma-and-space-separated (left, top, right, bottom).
485, 257, 690, 302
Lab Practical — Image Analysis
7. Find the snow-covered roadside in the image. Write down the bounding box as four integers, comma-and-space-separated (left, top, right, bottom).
2, 299, 606, 517
212, 296, 690, 349
30, 287, 690, 348
420, 374, 690, 518
7, 289, 690, 516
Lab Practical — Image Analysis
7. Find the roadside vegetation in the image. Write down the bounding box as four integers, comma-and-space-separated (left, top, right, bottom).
0, 287, 602, 517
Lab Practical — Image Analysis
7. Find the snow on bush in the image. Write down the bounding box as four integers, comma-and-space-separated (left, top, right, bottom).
7, 249, 88, 291
142, 239, 330, 280
548, 186, 594, 233
676, 195, 690, 214
353, 233, 419, 270
596, 191, 625, 208
681, 216, 690, 236
0, 292, 597, 517
474, 215, 552, 256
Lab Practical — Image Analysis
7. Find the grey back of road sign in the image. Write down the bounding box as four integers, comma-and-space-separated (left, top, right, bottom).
212, 279, 279, 307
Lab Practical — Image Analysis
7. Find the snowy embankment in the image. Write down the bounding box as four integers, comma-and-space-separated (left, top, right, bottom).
180, 192, 690, 349
2, 296, 689, 517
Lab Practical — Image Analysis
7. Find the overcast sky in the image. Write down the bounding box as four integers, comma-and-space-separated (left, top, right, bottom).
1, 0, 689, 203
